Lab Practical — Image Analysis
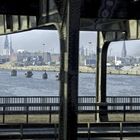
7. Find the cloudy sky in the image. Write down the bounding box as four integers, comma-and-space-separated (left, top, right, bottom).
0, 30, 140, 57
110, 40, 140, 57
0, 30, 97, 54
0, 30, 60, 54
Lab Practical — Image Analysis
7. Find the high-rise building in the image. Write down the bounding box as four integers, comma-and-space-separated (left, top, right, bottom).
121, 41, 127, 57
9, 36, 14, 55
80, 46, 85, 57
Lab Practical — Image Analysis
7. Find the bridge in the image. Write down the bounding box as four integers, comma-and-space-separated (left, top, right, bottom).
0, 0, 140, 140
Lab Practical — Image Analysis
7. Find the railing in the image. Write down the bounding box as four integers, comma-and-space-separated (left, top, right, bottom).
0, 96, 140, 123
0, 102, 140, 123
78, 122, 140, 140
0, 122, 140, 140
1, 96, 140, 104
0, 96, 140, 111
0, 96, 139, 111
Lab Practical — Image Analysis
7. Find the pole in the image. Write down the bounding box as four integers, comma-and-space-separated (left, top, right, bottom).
59, 0, 81, 140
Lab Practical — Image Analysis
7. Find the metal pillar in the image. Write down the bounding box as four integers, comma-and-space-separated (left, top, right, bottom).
96, 33, 110, 122
95, 32, 100, 122
59, 0, 81, 140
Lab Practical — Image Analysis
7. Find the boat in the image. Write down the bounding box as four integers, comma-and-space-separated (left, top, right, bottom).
42, 70, 48, 79
55, 73, 60, 80
11, 69, 17, 76
25, 70, 33, 78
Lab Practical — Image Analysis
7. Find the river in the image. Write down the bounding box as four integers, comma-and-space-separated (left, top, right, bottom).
0, 70, 139, 96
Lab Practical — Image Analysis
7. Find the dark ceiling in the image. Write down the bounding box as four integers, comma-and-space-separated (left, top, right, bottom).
55, 0, 140, 19
0, 0, 139, 19
81, 0, 140, 19
0, 0, 40, 16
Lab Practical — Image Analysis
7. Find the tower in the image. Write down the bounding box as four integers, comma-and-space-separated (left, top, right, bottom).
3, 35, 13, 56
121, 41, 127, 57
9, 35, 14, 55
3, 35, 9, 55
80, 45, 85, 57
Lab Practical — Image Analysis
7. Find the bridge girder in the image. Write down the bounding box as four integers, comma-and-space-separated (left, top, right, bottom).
0, 0, 139, 40
0, 1, 140, 140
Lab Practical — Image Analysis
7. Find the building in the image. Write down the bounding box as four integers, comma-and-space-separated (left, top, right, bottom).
3, 35, 14, 56
51, 53, 60, 65
121, 41, 127, 57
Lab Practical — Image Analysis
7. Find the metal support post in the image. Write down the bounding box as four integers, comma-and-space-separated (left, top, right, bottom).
59, 0, 81, 140
96, 34, 110, 122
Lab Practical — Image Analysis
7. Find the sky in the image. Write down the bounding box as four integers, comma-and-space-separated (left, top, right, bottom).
0, 30, 60, 54
0, 30, 140, 57
0, 30, 97, 55
110, 40, 140, 57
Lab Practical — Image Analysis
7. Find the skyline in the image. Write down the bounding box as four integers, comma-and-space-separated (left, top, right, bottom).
0, 30, 97, 54
0, 30, 140, 57
109, 40, 140, 57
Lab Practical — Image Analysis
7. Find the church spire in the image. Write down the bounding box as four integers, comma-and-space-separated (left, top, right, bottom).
3, 35, 13, 56
3, 35, 9, 56
4, 35, 9, 49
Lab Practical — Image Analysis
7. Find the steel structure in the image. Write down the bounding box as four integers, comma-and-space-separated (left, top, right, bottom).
0, 0, 140, 140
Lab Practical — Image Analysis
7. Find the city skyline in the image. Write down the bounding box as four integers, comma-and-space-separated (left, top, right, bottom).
0, 30, 97, 55
109, 40, 140, 57
0, 30, 140, 57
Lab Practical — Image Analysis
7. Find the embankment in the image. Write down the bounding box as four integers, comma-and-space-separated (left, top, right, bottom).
0, 63, 140, 76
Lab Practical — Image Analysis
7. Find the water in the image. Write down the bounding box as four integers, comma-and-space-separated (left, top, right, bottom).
0, 70, 139, 96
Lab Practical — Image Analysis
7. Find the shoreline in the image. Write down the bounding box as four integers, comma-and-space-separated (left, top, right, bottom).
0, 64, 140, 76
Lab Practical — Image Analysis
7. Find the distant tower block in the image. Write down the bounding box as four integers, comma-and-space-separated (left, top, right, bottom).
9, 36, 14, 55
121, 41, 127, 57
80, 46, 84, 57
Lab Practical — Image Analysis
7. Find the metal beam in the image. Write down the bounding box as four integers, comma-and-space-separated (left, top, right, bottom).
96, 34, 110, 122
0, 0, 40, 16
59, 0, 81, 140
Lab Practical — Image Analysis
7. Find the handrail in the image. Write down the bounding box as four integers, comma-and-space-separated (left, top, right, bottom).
0, 102, 140, 123
0, 122, 140, 139
0, 96, 140, 123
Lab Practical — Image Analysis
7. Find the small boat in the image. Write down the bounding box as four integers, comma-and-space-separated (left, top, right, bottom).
55, 73, 60, 80
11, 69, 17, 76
25, 70, 33, 78
42, 71, 48, 79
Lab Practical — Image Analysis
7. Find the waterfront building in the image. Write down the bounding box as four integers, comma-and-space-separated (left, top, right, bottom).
84, 58, 96, 66
115, 56, 122, 66
16, 50, 31, 65
51, 53, 60, 65
43, 52, 51, 65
